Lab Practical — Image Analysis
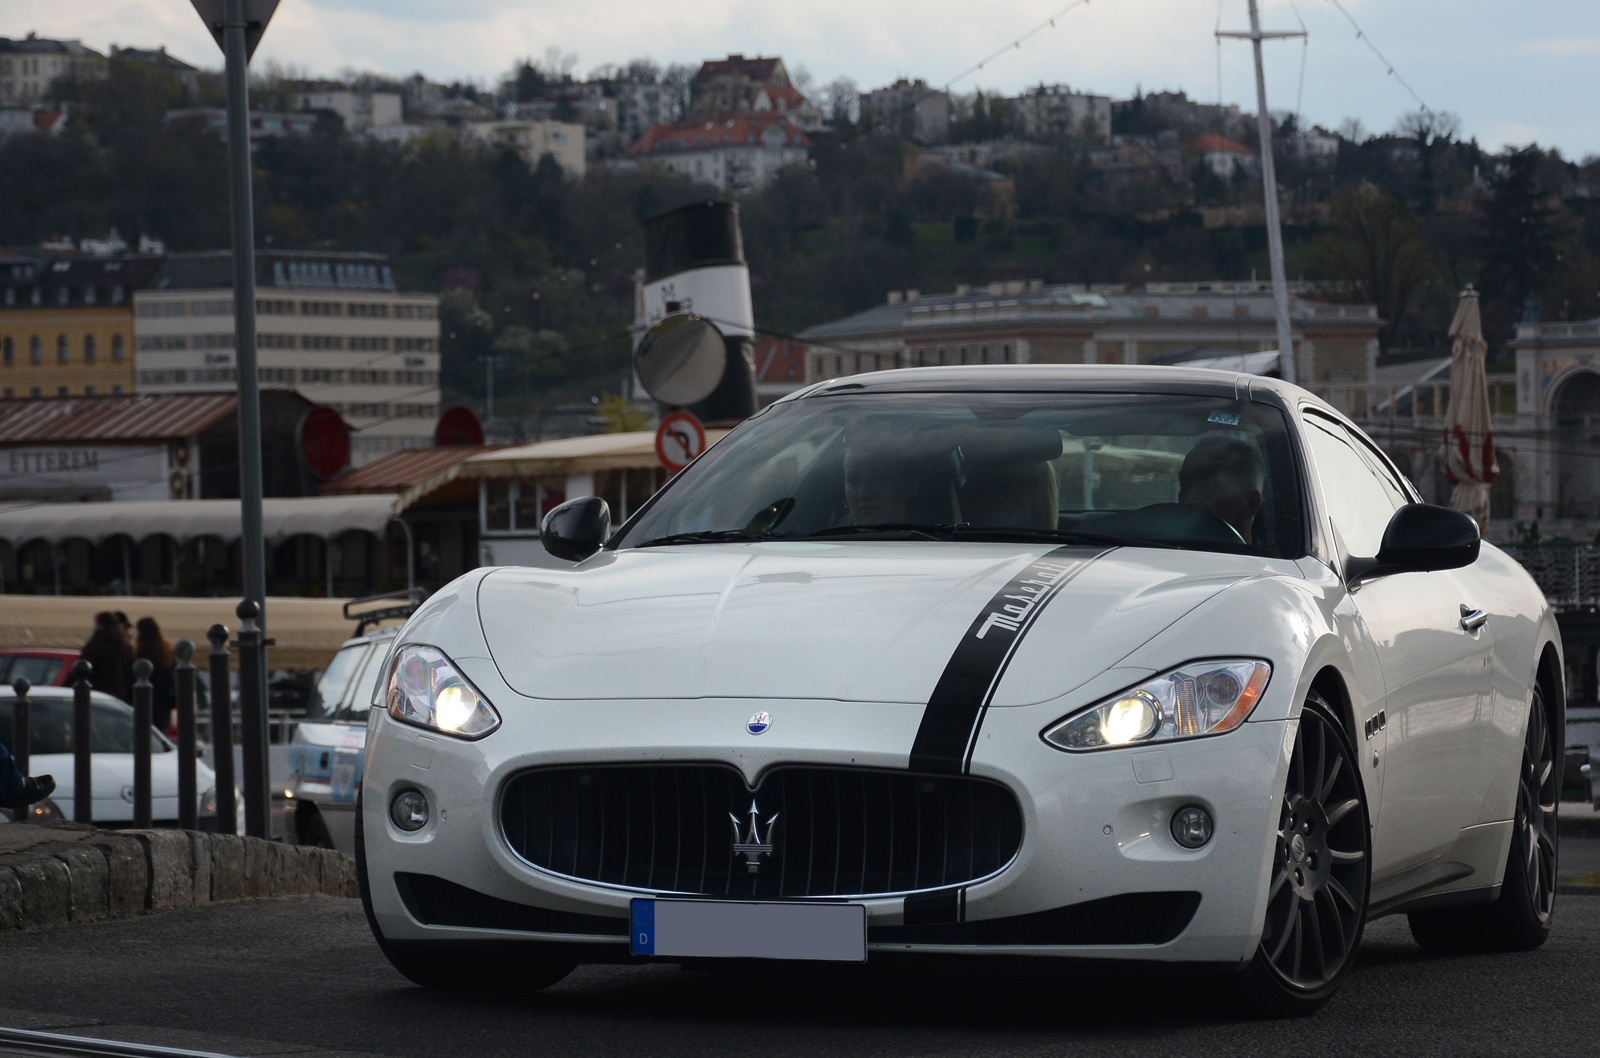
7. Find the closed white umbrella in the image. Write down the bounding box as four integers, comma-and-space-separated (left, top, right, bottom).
1442, 287, 1498, 530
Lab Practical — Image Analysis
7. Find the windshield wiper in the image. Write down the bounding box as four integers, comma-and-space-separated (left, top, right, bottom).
949, 525, 1129, 547
806, 523, 957, 541
637, 529, 769, 548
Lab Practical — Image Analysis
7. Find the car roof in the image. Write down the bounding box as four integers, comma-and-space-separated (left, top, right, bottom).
789, 363, 1313, 404
337, 625, 401, 651
0, 648, 79, 658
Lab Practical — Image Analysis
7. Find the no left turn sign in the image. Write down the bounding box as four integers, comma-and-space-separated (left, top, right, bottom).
655, 411, 707, 473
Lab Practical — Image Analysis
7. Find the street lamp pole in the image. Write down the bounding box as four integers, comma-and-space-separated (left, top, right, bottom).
1219, 0, 1305, 386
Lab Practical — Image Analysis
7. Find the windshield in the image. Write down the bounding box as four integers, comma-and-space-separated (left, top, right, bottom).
0, 698, 172, 755
618, 391, 1305, 558
305, 643, 373, 721
341, 642, 391, 723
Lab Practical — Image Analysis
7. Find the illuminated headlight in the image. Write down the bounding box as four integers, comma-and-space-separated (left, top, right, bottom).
386, 644, 500, 739
1042, 659, 1271, 752
199, 786, 217, 817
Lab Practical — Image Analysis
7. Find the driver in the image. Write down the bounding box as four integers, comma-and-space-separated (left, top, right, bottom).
843, 445, 920, 525
1178, 434, 1265, 543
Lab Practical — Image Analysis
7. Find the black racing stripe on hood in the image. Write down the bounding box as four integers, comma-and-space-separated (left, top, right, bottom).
908, 546, 1112, 774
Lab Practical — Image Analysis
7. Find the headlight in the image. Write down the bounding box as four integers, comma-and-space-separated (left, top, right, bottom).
200, 786, 217, 817
1042, 659, 1271, 752
386, 644, 500, 739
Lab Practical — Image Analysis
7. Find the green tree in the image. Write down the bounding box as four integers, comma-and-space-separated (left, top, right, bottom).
1308, 185, 1437, 354
1478, 145, 1559, 322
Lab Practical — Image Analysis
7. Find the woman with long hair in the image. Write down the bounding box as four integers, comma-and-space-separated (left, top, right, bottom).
135, 617, 177, 735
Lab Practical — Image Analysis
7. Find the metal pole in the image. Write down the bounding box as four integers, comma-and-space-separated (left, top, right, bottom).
175, 640, 198, 830
10, 679, 30, 802
223, 0, 270, 744
207, 623, 236, 835
1245, 0, 1297, 386
71, 659, 92, 824
485, 357, 495, 421
131, 658, 153, 829
235, 598, 269, 839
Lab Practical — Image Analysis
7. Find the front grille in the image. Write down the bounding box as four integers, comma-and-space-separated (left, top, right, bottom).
500, 764, 1023, 899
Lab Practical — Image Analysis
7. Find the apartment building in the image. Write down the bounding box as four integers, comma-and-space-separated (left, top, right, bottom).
295, 85, 403, 134
133, 251, 440, 465
0, 34, 105, 108
628, 112, 810, 192
0, 254, 164, 399
463, 119, 586, 178
1012, 84, 1112, 145
860, 79, 950, 145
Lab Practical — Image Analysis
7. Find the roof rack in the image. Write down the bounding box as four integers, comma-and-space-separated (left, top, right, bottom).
343, 588, 425, 636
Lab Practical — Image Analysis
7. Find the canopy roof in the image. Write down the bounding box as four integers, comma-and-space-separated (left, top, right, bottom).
395, 430, 729, 515
0, 495, 396, 547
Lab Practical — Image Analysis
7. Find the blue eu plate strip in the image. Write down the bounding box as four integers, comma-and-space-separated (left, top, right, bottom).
631, 899, 655, 955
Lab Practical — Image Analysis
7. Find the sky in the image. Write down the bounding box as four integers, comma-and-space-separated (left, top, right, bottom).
12, 0, 1599, 158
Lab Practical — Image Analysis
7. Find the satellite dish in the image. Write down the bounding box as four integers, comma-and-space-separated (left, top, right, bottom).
635, 313, 726, 407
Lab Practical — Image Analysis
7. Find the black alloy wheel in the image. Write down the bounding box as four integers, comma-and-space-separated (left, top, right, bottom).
1245, 691, 1370, 1016
1408, 686, 1557, 952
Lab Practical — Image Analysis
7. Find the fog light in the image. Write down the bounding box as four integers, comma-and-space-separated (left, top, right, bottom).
1170, 805, 1213, 849
390, 789, 429, 832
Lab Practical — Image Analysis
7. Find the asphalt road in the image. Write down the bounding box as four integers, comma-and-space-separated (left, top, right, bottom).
1, 876, 1597, 1058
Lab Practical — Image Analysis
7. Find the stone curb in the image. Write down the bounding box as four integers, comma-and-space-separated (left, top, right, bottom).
0, 822, 356, 932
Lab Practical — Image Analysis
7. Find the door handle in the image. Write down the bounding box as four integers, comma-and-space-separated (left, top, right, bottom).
1459, 605, 1489, 633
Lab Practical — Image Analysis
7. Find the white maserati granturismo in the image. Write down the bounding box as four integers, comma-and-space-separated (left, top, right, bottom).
356, 365, 1560, 1015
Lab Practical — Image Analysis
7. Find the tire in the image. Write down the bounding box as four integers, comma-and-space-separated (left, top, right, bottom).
355, 786, 577, 992
299, 806, 335, 850
1240, 691, 1371, 1017
1408, 685, 1557, 953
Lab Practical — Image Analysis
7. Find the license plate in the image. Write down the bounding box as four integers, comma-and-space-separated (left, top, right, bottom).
630, 898, 866, 962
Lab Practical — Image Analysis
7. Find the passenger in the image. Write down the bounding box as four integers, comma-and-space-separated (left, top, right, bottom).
81, 611, 133, 703
1178, 434, 1265, 543
843, 446, 920, 525
136, 617, 177, 734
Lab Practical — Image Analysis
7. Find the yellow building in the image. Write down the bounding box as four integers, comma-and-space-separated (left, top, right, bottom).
0, 254, 160, 399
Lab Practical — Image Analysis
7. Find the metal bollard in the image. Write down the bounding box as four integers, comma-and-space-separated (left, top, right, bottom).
207, 623, 236, 835
235, 599, 270, 839
10, 678, 29, 819
131, 658, 153, 829
71, 659, 92, 824
175, 640, 197, 831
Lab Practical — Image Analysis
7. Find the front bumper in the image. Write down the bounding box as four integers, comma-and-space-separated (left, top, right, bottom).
361, 677, 1296, 967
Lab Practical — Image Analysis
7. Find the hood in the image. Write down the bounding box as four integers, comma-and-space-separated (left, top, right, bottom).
475, 542, 1284, 706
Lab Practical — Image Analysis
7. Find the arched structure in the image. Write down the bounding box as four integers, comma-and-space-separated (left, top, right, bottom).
1552, 370, 1600, 522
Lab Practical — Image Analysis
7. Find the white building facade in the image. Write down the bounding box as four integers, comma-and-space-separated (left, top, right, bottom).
132, 252, 441, 465
464, 119, 586, 178
628, 113, 810, 192
295, 88, 403, 134
1012, 85, 1112, 144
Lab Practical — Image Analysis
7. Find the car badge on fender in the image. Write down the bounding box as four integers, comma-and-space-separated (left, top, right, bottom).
730, 800, 779, 874
747, 711, 772, 735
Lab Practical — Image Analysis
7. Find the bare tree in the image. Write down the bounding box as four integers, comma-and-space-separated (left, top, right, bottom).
1309, 184, 1438, 354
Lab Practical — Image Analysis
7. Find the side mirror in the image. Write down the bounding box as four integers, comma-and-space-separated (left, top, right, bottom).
540, 496, 611, 562
1349, 503, 1480, 584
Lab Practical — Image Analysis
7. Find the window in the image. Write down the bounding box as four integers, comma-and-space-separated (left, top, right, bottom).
349, 336, 390, 351
82, 286, 97, 306
56, 335, 68, 363
83, 385, 96, 396
111, 384, 123, 395
139, 336, 189, 352
300, 368, 345, 384
3, 288, 12, 307
110, 285, 124, 305
258, 334, 296, 349
111, 335, 124, 362
28, 387, 40, 398
84, 335, 96, 363
394, 337, 436, 353
1301, 414, 1405, 558
56, 385, 69, 397
56, 287, 69, 307
301, 336, 344, 350
2, 337, 10, 365
2, 387, 11, 398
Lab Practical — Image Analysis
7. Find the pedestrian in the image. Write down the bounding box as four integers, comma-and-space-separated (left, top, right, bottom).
80, 611, 132, 703
0, 737, 53, 813
135, 617, 177, 734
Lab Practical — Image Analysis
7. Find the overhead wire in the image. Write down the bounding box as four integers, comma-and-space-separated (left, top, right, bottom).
938, 0, 1094, 92
1321, 0, 1432, 114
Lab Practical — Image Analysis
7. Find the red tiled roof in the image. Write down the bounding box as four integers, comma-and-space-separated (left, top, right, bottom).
754, 337, 808, 384
694, 55, 784, 84
320, 445, 504, 495
755, 84, 809, 111
0, 392, 245, 443
1186, 133, 1253, 155
629, 112, 812, 155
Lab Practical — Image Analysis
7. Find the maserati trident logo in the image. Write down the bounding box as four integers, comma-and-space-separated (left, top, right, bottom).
747, 711, 772, 735
729, 800, 779, 874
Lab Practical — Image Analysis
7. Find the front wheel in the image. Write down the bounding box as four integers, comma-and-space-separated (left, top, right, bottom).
1242, 691, 1371, 1016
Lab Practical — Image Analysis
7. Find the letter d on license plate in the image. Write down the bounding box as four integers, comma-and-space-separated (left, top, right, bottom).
631, 899, 866, 962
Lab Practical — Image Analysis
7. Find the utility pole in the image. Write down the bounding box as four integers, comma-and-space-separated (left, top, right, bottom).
191, 0, 278, 836
1219, 0, 1304, 386
478, 352, 503, 422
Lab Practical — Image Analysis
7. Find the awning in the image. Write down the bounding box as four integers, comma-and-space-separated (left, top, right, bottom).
394, 430, 730, 515
0, 495, 398, 547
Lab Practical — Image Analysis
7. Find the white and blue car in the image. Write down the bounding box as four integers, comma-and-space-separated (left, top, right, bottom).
356, 365, 1560, 1015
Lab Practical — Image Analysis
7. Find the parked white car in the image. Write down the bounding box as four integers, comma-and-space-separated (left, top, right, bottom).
357, 366, 1561, 1016
1, 685, 229, 827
